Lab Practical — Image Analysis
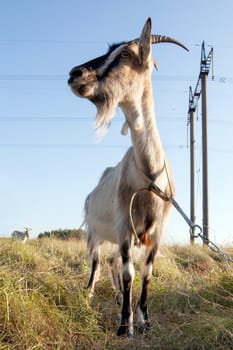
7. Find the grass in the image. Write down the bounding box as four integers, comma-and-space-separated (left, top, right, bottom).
0, 238, 233, 349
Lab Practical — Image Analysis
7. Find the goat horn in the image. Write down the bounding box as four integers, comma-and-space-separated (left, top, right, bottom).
151, 35, 189, 51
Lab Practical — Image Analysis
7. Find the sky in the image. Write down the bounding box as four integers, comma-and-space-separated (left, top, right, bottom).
0, 0, 233, 245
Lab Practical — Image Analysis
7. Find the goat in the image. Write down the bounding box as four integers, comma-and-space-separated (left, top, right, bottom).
11, 227, 31, 243
68, 18, 188, 337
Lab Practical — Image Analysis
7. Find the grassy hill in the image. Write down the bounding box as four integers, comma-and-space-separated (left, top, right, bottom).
0, 238, 232, 349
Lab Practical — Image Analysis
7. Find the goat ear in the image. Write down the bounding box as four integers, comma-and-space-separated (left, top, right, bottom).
139, 17, 152, 65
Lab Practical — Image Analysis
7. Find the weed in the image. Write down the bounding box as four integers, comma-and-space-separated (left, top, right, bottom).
0, 239, 232, 349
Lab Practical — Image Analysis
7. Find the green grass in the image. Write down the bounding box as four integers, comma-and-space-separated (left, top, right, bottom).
0, 238, 233, 349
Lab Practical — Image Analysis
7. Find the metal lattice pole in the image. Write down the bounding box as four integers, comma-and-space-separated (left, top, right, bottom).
201, 71, 209, 243
187, 42, 213, 245
188, 87, 196, 244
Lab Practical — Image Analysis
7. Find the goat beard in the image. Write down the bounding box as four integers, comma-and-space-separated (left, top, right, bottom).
92, 92, 119, 139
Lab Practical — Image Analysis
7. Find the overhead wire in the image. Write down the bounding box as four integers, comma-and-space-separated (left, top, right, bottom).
0, 143, 187, 150
0, 74, 232, 83
0, 116, 186, 122
0, 142, 231, 154
1, 39, 233, 49
0, 116, 232, 125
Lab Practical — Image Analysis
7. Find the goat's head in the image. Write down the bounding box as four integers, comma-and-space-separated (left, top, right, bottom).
68, 18, 188, 136
24, 227, 31, 236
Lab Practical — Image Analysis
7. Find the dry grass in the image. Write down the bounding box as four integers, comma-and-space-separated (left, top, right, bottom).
0, 238, 233, 349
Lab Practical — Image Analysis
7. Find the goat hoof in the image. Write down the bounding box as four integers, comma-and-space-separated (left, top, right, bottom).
117, 324, 134, 338
137, 320, 151, 333
115, 292, 122, 306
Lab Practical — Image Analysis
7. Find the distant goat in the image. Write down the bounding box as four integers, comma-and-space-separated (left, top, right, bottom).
68, 18, 187, 337
12, 227, 31, 243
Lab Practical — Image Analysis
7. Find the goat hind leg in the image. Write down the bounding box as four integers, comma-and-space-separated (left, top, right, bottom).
108, 252, 123, 305
87, 245, 100, 299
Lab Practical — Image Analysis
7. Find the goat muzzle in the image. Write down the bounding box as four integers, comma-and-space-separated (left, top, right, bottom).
68, 68, 84, 85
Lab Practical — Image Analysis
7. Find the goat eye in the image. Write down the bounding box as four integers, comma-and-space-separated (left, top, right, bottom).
121, 51, 130, 58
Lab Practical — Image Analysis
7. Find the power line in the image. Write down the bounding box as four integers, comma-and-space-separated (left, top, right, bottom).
209, 147, 233, 154
209, 119, 233, 125
0, 116, 186, 122
0, 143, 184, 149
0, 116, 231, 125
0, 74, 64, 80
1, 40, 233, 50
0, 74, 232, 83
0, 143, 125, 149
0, 143, 231, 154
0, 39, 106, 44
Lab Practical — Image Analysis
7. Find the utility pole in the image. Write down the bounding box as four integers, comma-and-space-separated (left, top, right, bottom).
188, 87, 196, 244
188, 41, 213, 244
200, 42, 213, 244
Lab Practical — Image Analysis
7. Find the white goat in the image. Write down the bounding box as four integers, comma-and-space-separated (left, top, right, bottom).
12, 227, 31, 243
68, 18, 188, 337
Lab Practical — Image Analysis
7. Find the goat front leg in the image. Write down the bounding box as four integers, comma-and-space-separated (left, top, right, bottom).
117, 240, 135, 337
136, 247, 157, 331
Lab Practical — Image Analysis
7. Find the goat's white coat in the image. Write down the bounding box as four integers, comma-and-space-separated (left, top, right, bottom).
68, 17, 187, 336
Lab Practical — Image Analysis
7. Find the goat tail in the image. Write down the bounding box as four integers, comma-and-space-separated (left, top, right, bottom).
78, 219, 86, 230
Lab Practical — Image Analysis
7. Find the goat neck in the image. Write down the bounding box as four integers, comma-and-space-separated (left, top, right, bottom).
120, 78, 164, 183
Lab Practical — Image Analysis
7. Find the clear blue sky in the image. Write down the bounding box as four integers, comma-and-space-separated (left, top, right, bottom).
0, 0, 233, 245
